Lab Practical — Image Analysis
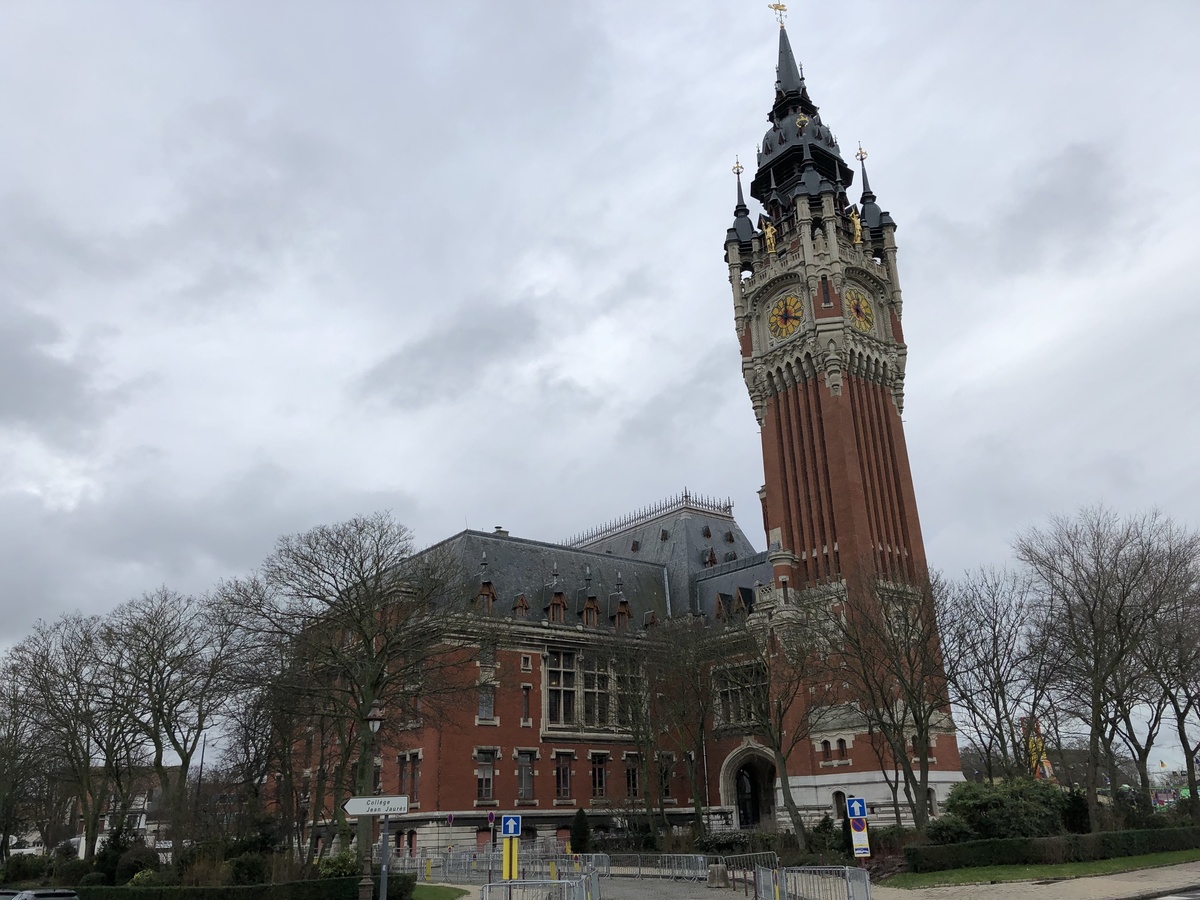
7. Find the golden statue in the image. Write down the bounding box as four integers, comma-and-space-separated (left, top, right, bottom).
762, 219, 777, 253
849, 208, 862, 245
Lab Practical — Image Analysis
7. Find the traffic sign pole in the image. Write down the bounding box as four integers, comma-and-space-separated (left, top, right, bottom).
380, 814, 390, 900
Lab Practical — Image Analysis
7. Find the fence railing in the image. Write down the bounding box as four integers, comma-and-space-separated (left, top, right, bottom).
756, 865, 871, 900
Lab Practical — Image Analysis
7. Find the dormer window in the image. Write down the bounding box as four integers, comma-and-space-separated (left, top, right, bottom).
582, 597, 600, 628
548, 592, 567, 624
614, 601, 631, 632
513, 594, 529, 618
477, 581, 496, 612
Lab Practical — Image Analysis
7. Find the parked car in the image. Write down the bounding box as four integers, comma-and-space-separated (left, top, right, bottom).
12, 892, 79, 899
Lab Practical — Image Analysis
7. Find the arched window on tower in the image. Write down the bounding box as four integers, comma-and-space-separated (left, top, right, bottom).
833, 790, 847, 820
837, 738, 847, 759
821, 740, 832, 760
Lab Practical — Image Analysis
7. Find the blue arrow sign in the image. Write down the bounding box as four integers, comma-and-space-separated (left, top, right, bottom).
846, 797, 868, 819
501, 814, 522, 837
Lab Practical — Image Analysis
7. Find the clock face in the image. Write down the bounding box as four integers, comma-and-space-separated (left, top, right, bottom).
845, 287, 875, 333
768, 294, 803, 339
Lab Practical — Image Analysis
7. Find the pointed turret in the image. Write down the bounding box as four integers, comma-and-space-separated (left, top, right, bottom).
856, 145, 895, 231
726, 159, 755, 262
753, 25, 851, 206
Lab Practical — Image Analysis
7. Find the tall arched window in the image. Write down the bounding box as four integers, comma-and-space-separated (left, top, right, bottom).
832, 790, 847, 819
836, 738, 847, 759
821, 740, 832, 760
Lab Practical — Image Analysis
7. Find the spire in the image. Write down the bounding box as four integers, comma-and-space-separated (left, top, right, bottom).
734, 158, 749, 217
776, 25, 804, 94
856, 143, 875, 202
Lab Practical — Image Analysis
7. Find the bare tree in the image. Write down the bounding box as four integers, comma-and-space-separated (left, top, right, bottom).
649, 616, 719, 832
10, 614, 143, 862
103, 588, 241, 861
0, 666, 38, 862
937, 567, 1051, 781
1015, 506, 1200, 831
715, 588, 836, 848
828, 570, 953, 832
219, 512, 464, 864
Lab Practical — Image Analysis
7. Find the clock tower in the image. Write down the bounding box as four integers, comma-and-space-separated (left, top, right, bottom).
725, 21, 926, 592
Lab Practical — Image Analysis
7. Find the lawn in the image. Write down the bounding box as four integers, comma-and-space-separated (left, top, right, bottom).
414, 885, 470, 900
883, 847, 1200, 889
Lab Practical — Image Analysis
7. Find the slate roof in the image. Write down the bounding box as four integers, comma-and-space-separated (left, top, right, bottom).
426, 529, 669, 631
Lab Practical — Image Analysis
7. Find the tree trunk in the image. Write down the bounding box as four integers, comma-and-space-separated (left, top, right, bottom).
772, 749, 807, 850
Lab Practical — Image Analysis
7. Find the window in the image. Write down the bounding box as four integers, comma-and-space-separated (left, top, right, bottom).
582, 657, 610, 728
583, 599, 599, 627
547, 651, 576, 726
614, 600, 631, 631
517, 751, 535, 800
521, 654, 532, 672
521, 685, 531, 723
837, 739, 847, 759
476, 751, 495, 801
625, 756, 640, 798
715, 663, 764, 727
615, 660, 642, 728
821, 740, 832, 760
555, 754, 572, 799
658, 754, 673, 798
549, 593, 567, 624
480, 644, 496, 667
514, 594, 529, 618
478, 685, 495, 721
399, 752, 420, 802
591, 755, 608, 799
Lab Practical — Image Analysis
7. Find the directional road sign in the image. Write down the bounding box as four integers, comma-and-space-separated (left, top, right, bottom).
500, 814, 522, 837
343, 795, 409, 817
846, 797, 868, 818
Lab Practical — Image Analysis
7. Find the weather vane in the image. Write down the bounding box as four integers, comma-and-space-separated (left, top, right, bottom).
768, 3, 787, 27
732, 156, 744, 177
856, 143, 868, 163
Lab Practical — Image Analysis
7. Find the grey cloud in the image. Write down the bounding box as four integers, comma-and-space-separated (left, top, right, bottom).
0, 303, 113, 445
356, 302, 543, 410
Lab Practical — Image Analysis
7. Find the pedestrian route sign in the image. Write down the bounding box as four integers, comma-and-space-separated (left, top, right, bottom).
846, 797, 867, 818
501, 814, 522, 837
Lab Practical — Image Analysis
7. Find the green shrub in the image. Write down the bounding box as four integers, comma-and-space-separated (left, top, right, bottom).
1062, 789, 1090, 833
693, 830, 750, 853
940, 779, 1064, 840
5, 852, 48, 882
570, 808, 591, 855
317, 850, 358, 879
227, 854, 268, 886
117, 844, 161, 884
809, 815, 840, 853
926, 813, 977, 845
79, 871, 109, 886
55, 858, 96, 885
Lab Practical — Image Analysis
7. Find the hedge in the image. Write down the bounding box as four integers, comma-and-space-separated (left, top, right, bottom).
75, 874, 415, 900
905, 826, 1200, 873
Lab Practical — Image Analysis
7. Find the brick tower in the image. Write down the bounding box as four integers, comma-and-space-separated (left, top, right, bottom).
725, 21, 925, 593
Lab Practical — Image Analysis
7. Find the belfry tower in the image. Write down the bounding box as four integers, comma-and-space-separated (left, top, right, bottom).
725, 20, 926, 592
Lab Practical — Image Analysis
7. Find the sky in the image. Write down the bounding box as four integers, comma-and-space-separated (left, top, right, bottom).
1, 1, 1198, 650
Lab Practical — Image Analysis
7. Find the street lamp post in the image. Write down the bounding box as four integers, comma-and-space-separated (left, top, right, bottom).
359, 700, 385, 900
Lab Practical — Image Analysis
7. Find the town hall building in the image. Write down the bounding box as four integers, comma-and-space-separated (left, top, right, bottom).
323, 18, 963, 855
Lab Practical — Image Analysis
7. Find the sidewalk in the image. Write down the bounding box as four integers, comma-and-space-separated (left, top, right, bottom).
871, 860, 1200, 900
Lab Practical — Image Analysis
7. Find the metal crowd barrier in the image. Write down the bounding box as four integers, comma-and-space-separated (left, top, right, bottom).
755, 865, 872, 900
481, 872, 600, 900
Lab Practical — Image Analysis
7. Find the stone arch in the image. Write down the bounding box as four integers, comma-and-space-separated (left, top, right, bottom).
719, 743, 777, 831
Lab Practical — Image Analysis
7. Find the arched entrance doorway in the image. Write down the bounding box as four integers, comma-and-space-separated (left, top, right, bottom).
726, 752, 776, 830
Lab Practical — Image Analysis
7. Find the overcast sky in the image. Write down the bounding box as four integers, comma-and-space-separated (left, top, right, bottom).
1, 1, 1198, 649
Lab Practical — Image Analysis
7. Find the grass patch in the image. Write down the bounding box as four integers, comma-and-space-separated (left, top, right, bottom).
414, 886, 470, 900
883, 846, 1200, 888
